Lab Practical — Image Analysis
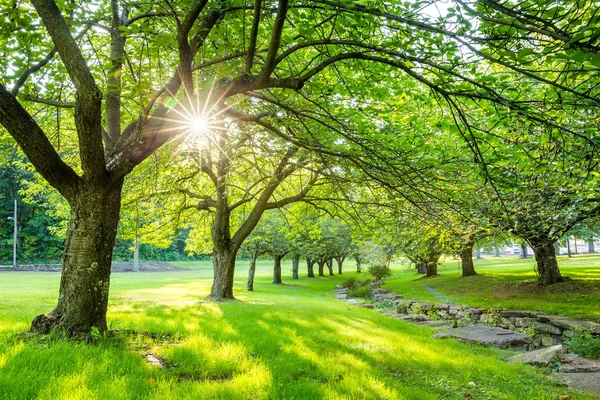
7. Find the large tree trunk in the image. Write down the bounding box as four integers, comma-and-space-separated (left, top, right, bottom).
460, 243, 477, 277
247, 254, 258, 291
307, 258, 315, 278
31, 180, 124, 335
589, 239, 596, 253
426, 261, 438, 277
210, 244, 237, 299
317, 260, 325, 277
291, 254, 299, 280
273, 255, 283, 284
416, 261, 427, 274
327, 258, 334, 276
531, 239, 564, 285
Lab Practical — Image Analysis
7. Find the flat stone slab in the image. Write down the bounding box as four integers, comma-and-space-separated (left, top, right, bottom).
433, 325, 532, 348
335, 294, 348, 300
345, 299, 360, 306
558, 356, 600, 373
399, 314, 430, 322
553, 372, 600, 396
508, 344, 564, 367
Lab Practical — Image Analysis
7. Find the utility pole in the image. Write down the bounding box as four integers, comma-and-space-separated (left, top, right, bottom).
13, 199, 17, 268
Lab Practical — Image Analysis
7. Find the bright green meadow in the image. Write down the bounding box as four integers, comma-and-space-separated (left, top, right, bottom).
385, 254, 600, 323
0, 258, 596, 399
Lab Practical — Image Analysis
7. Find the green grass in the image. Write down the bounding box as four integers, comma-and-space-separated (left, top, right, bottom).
0, 259, 594, 399
384, 254, 600, 322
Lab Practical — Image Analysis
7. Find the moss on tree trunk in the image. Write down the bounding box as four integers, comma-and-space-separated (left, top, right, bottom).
31, 179, 123, 335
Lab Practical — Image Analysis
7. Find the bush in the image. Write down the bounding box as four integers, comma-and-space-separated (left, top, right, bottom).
564, 329, 600, 360
343, 277, 358, 290
349, 285, 372, 299
368, 265, 392, 280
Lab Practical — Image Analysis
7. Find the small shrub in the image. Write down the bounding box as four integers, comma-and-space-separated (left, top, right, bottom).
564, 329, 600, 360
373, 300, 394, 309
349, 285, 372, 299
343, 277, 358, 290
368, 265, 392, 280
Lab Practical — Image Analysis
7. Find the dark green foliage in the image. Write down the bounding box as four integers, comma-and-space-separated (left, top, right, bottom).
564, 329, 600, 360
368, 265, 392, 280
349, 284, 371, 299
342, 277, 357, 290
0, 162, 63, 264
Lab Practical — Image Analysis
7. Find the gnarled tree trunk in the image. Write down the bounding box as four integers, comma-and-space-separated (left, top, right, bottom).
416, 261, 427, 274
31, 180, 124, 334
354, 254, 362, 273
273, 255, 283, 284
291, 254, 299, 279
460, 242, 477, 277
530, 239, 564, 285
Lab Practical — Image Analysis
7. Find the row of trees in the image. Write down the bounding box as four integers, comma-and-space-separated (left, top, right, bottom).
1, 0, 599, 335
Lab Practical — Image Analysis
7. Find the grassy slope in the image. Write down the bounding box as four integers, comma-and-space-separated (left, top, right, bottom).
384, 254, 600, 322
0, 260, 593, 399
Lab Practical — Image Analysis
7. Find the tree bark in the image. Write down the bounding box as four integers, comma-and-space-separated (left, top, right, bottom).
291, 254, 299, 279
210, 239, 238, 299
355, 255, 362, 273
247, 254, 257, 291
426, 260, 438, 277
589, 239, 596, 253
317, 260, 325, 277
335, 256, 345, 275
327, 258, 334, 276
416, 261, 427, 274
31, 179, 124, 335
273, 255, 283, 284
460, 243, 477, 277
567, 239, 572, 257
531, 239, 564, 285
307, 258, 315, 278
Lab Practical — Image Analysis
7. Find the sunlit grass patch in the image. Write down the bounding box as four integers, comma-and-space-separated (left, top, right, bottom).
0, 259, 595, 399
385, 254, 600, 322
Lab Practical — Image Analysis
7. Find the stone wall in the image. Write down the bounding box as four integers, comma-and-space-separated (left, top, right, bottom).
370, 288, 600, 351
0, 264, 62, 272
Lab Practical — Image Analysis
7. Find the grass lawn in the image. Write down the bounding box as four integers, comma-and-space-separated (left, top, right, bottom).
0, 259, 594, 399
384, 254, 600, 323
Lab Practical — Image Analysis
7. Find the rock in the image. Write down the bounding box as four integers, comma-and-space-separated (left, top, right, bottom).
345, 299, 360, 306
533, 321, 562, 335
336, 294, 348, 300
553, 372, 600, 396
144, 353, 166, 368
360, 303, 375, 309
372, 288, 388, 295
500, 310, 529, 318
448, 306, 460, 315
400, 314, 430, 322
334, 288, 348, 295
433, 325, 532, 348
507, 344, 564, 367
558, 357, 600, 373
541, 334, 562, 347
434, 304, 449, 311
514, 317, 532, 328
416, 320, 453, 329
393, 294, 404, 300
548, 318, 600, 335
